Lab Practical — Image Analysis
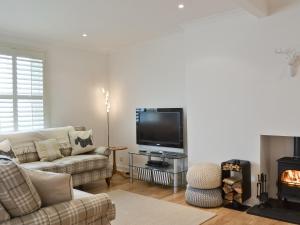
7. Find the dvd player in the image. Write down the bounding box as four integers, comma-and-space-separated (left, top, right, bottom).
146, 160, 169, 168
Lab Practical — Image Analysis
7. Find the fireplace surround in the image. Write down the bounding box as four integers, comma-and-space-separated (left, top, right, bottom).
247, 136, 300, 224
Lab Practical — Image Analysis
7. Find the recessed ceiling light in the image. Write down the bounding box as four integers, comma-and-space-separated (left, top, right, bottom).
178, 3, 184, 9
82, 33, 88, 37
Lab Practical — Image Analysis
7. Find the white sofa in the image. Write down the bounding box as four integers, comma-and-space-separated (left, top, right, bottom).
0, 126, 112, 187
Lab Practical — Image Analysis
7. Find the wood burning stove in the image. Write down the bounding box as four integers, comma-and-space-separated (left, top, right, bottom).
277, 137, 300, 201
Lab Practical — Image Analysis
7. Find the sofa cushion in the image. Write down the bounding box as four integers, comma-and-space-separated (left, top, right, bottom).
0, 202, 10, 223
53, 155, 109, 174
60, 147, 72, 157
0, 126, 75, 164
37, 126, 75, 157
26, 169, 74, 207
69, 130, 95, 155
0, 139, 15, 159
21, 155, 109, 175
35, 139, 63, 162
0, 159, 41, 217
0, 131, 42, 164
12, 142, 40, 163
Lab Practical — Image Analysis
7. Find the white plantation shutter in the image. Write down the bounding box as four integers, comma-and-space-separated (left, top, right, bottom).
0, 99, 14, 132
17, 57, 43, 96
0, 55, 13, 95
0, 54, 14, 132
0, 50, 45, 132
18, 99, 44, 131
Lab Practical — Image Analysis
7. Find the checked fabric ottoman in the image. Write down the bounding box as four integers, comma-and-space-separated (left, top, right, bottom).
185, 163, 223, 208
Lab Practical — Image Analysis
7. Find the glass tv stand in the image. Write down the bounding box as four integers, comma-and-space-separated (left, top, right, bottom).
128, 151, 188, 193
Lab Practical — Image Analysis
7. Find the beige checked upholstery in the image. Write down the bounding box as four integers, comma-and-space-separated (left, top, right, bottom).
53, 155, 109, 174
21, 155, 108, 174
72, 167, 112, 187
0, 159, 42, 217
0, 203, 10, 223
0, 160, 116, 225
0, 126, 112, 187
1, 193, 115, 225
13, 142, 40, 163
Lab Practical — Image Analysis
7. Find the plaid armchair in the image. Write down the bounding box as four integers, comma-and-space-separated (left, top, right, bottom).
0, 158, 116, 225
1, 194, 116, 225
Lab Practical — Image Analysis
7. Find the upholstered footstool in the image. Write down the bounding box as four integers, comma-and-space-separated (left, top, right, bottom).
185, 186, 223, 208
185, 163, 222, 208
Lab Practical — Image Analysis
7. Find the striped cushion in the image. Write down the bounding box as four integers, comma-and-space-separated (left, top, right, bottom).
60, 147, 72, 157
0, 159, 41, 217
186, 163, 221, 189
12, 142, 40, 163
0, 202, 10, 223
185, 185, 223, 208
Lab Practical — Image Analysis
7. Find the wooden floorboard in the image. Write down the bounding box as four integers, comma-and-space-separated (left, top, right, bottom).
82, 174, 292, 225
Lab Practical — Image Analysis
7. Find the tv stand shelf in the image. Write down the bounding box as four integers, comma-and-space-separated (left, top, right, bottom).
128, 151, 187, 193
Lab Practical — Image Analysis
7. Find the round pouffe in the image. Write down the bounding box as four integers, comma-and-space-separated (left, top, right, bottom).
186, 163, 221, 189
185, 185, 223, 208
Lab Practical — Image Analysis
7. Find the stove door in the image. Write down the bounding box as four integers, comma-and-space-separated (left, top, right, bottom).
278, 162, 300, 201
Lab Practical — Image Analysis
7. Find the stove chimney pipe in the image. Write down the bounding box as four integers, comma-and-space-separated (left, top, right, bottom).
294, 137, 300, 158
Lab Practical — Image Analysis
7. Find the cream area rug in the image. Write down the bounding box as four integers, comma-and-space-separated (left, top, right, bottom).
108, 190, 215, 225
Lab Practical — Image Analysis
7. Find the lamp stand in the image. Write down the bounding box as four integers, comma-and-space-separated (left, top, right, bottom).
107, 111, 110, 148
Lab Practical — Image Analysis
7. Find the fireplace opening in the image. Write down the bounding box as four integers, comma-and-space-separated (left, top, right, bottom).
277, 137, 300, 201
247, 135, 300, 224
281, 170, 300, 187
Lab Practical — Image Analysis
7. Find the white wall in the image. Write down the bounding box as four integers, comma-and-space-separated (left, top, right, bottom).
185, 4, 300, 203
46, 46, 108, 146
0, 35, 109, 146
108, 33, 186, 170
109, 3, 300, 203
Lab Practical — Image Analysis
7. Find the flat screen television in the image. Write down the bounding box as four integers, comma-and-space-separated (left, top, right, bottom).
136, 108, 183, 149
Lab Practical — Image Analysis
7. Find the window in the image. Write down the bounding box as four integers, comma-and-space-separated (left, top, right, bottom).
0, 51, 44, 132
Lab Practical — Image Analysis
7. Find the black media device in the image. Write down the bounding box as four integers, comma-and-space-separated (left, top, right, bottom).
136, 108, 183, 149
146, 160, 169, 168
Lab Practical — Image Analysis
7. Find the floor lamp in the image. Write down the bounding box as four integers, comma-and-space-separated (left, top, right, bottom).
102, 88, 111, 147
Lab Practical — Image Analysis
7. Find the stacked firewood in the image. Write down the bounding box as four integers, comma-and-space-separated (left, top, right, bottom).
222, 162, 241, 172
222, 177, 242, 203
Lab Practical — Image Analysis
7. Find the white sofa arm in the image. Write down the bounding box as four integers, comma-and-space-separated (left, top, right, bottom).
90, 146, 111, 157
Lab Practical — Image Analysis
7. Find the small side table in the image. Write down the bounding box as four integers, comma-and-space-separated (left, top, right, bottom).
109, 146, 128, 177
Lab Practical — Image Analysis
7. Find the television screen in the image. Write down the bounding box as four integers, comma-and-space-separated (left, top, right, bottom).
136, 108, 183, 148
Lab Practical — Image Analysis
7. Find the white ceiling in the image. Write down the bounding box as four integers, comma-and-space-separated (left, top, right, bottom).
0, 0, 296, 52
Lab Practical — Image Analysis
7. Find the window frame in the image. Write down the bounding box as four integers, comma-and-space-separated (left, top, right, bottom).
0, 46, 47, 132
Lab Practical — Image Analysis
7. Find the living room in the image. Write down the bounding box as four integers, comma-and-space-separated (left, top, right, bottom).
1, 0, 300, 225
